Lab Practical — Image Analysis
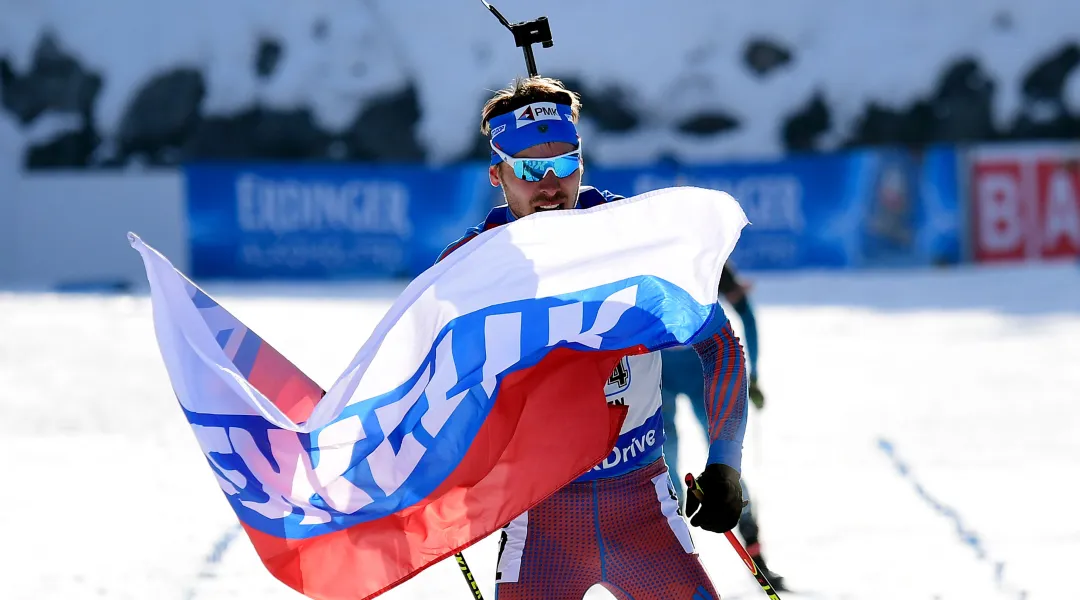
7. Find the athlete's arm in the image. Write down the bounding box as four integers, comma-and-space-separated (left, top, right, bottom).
688, 304, 748, 473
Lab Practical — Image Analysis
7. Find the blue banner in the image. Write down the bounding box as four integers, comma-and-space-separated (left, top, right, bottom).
185, 163, 496, 279
583, 146, 961, 270
186, 147, 962, 278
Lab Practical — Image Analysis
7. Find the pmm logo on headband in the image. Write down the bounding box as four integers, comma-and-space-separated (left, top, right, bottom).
515, 102, 563, 128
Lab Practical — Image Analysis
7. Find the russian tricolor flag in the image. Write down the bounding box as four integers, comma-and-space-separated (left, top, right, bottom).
131, 186, 747, 600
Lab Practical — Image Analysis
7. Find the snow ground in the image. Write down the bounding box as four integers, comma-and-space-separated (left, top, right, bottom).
2, 262, 1078, 600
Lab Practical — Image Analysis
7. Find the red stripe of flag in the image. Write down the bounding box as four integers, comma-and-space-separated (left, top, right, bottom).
241, 346, 639, 600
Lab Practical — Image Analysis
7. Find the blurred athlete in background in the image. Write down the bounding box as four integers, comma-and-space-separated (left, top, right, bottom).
661, 261, 788, 590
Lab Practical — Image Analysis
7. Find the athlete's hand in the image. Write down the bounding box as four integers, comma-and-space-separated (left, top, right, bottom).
722, 281, 753, 304
748, 375, 765, 410
684, 464, 744, 533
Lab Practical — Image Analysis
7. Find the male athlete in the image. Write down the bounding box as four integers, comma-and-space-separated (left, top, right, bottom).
438, 77, 750, 599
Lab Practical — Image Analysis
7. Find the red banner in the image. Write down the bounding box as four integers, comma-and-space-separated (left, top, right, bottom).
970, 143, 1080, 263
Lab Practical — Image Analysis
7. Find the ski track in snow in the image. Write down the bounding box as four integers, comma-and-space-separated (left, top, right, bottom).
184, 525, 244, 600
877, 439, 1028, 600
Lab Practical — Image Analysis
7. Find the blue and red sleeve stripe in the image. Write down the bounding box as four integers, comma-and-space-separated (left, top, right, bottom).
436, 232, 479, 263
690, 309, 748, 472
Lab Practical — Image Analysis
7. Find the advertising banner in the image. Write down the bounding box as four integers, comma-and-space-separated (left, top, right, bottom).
584, 147, 962, 270
186, 147, 964, 278
968, 143, 1080, 263
185, 163, 496, 278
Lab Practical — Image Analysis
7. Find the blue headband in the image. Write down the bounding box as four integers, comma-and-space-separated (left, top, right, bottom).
488, 102, 579, 166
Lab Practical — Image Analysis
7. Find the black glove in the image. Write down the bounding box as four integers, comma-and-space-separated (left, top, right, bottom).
748, 375, 765, 410
684, 464, 744, 533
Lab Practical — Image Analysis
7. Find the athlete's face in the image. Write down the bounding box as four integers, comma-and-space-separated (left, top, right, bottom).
490, 141, 582, 219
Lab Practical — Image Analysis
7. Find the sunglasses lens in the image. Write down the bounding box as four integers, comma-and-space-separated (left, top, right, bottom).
516, 160, 546, 182
513, 154, 581, 182
552, 155, 581, 178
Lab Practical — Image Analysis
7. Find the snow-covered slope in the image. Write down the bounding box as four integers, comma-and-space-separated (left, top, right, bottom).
3, 263, 1077, 599
1, 0, 1078, 169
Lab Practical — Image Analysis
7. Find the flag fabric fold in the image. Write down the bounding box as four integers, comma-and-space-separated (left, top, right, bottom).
131, 186, 748, 600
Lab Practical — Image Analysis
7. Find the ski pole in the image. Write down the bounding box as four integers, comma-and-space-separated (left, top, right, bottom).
722, 530, 782, 600
685, 473, 782, 600
455, 552, 485, 599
